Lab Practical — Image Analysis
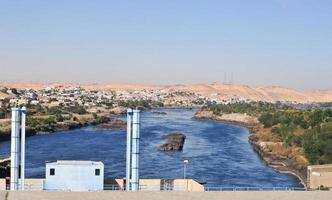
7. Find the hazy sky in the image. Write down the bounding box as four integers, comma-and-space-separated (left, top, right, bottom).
0, 0, 331, 90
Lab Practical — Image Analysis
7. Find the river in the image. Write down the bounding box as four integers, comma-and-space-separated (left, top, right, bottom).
0, 108, 302, 188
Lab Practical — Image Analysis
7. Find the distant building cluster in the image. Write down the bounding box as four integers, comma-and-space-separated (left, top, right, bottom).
0, 86, 238, 110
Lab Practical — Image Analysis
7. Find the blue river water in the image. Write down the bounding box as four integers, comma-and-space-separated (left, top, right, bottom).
0, 109, 302, 187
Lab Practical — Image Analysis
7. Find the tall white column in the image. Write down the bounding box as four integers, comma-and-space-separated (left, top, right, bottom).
131, 110, 140, 191
126, 108, 133, 191
10, 108, 20, 191
20, 107, 26, 190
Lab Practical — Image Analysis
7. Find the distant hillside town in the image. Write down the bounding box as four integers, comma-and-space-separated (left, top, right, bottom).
1, 83, 332, 120
0, 86, 214, 111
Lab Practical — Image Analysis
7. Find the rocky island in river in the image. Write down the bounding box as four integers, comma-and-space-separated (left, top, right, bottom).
159, 132, 186, 151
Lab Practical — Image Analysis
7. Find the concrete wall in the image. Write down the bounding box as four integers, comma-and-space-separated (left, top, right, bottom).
174, 179, 205, 192
0, 179, 5, 191
45, 162, 104, 191
114, 179, 204, 191
308, 164, 332, 189
139, 179, 162, 191
0, 179, 44, 191
22, 179, 44, 191
0, 178, 204, 191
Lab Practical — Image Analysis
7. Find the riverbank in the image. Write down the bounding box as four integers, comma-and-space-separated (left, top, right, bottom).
0, 114, 111, 143
0, 106, 186, 143
193, 110, 307, 188
0, 105, 132, 144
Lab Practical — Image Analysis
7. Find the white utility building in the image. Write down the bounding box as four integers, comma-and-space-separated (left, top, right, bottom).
45, 160, 104, 191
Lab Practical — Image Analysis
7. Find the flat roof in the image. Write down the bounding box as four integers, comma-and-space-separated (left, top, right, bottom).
46, 160, 104, 166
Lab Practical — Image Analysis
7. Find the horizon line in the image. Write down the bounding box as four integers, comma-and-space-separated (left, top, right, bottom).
0, 81, 331, 92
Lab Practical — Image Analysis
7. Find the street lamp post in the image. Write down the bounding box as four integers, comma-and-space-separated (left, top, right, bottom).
183, 160, 189, 179
312, 172, 321, 191
183, 160, 189, 191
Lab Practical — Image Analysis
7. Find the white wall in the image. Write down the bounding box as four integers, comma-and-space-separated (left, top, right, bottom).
45, 163, 104, 191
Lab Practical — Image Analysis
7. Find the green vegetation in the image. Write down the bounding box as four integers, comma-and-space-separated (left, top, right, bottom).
24, 103, 88, 116
205, 101, 286, 116
0, 108, 7, 119
27, 113, 109, 133
118, 100, 164, 110
47, 103, 88, 115
204, 102, 332, 165
0, 98, 10, 119
27, 116, 58, 132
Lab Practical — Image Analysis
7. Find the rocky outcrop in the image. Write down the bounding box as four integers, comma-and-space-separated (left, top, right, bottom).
96, 119, 126, 130
152, 111, 167, 115
159, 132, 186, 151
249, 134, 307, 186
110, 107, 127, 115
193, 110, 258, 128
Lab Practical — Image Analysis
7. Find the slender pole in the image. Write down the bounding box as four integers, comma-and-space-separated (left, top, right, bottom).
20, 107, 26, 190
10, 108, 20, 191
183, 160, 189, 191
126, 108, 133, 191
183, 160, 188, 179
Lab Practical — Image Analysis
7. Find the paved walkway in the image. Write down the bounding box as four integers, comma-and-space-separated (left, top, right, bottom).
0, 191, 331, 200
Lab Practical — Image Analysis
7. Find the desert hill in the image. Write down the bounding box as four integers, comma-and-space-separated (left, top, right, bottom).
0, 82, 331, 103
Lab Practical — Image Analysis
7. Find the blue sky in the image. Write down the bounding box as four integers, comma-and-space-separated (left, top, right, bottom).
0, 0, 331, 90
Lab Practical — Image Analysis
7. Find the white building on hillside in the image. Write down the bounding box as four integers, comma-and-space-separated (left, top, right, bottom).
45, 160, 104, 191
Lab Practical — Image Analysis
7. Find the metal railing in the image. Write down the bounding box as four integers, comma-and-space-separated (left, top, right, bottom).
1, 184, 310, 192
103, 184, 187, 191
205, 187, 307, 192
140, 185, 186, 192
104, 184, 123, 191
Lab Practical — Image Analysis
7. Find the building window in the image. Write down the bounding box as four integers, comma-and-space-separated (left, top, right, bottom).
95, 168, 100, 176
50, 168, 55, 176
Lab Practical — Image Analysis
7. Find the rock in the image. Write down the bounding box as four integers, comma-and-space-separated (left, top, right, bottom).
96, 119, 126, 130
192, 110, 218, 120
152, 111, 167, 115
193, 110, 259, 127
110, 106, 128, 115
159, 132, 186, 151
